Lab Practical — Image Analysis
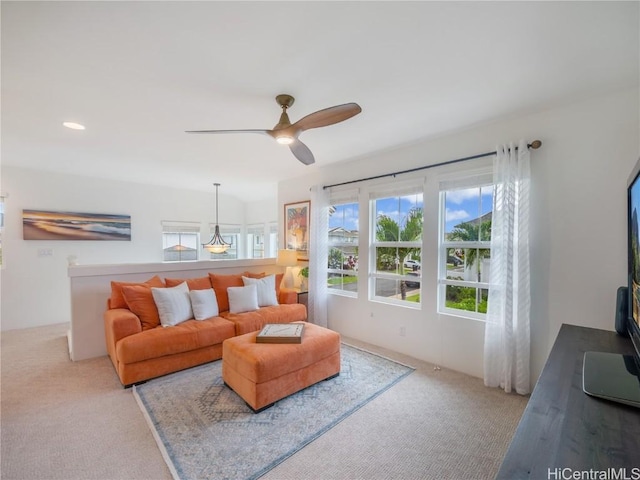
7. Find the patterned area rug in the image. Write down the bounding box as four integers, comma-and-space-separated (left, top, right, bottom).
134, 344, 414, 480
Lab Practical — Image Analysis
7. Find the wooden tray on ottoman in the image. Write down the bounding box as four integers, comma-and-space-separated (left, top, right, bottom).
256, 323, 304, 344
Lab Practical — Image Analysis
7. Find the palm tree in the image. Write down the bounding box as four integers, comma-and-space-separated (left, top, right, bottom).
448, 220, 491, 281
375, 207, 423, 299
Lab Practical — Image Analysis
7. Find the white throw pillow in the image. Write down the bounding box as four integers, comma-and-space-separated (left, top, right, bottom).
189, 288, 219, 320
242, 275, 278, 307
151, 282, 193, 327
227, 284, 259, 314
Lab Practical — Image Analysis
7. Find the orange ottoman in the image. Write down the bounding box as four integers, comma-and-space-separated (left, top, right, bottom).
222, 322, 341, 412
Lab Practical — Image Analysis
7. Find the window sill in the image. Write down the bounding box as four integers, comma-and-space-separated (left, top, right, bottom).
438, 308, 487, 323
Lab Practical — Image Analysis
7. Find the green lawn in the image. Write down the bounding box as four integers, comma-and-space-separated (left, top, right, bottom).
327, 276, 357, 285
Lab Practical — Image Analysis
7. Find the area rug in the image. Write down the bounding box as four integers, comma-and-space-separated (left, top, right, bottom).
133, 344, 414, 480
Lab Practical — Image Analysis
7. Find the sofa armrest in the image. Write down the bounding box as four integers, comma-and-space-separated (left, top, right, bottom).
104, 308, 142, 363
279, 288, 299, 305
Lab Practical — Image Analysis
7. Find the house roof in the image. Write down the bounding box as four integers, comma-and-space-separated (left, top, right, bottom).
456, 212, 493, 228
2, 2, 638, 202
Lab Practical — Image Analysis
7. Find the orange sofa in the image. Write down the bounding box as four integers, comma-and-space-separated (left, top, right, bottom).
104, 272, 306, 387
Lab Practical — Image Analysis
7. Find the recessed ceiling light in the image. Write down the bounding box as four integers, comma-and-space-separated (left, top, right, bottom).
63, 122, 85, 130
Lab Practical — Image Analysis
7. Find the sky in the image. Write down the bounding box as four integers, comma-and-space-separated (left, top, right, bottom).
444, 186, 493, 234
328, 189, 493, 234
329, 203, 360, 231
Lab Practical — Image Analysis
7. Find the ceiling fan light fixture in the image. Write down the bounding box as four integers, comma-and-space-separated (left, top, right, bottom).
63, 121, 85, 130
186, 94, 362, 166
276, 135, 294, 145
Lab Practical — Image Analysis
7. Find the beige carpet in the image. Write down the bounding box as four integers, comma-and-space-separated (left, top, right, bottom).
1, 323, 528, 480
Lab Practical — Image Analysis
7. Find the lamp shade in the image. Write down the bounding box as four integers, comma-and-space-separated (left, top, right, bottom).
276, 249, 297, 267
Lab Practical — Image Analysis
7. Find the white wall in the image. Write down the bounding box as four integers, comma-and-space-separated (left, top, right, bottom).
278, 87, 640, 386
245, 198, 277, 225
0, 168, 254, 331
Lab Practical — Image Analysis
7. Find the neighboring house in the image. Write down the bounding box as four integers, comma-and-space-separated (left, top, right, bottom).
163, 244, 198, 262
328, 227, 358, 246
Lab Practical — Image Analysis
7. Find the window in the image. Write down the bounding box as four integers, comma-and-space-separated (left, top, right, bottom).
247, 224, 265, 259
438, 174, 493, 319
161, 221, 200, 262
208, 224, 241, 260
328, 202, 359, 295
370, 187, 423, 306
267, 222, 278, 258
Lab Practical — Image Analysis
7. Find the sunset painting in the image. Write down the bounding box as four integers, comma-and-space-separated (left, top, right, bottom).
23, 210, 131, 241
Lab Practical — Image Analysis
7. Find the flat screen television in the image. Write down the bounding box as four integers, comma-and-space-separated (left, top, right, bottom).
582, 156, 640, 408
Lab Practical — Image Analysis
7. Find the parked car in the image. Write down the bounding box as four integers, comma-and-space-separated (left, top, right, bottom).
405, 272, 421, 288
404, 259, 421, 269
447, 255, 463, 266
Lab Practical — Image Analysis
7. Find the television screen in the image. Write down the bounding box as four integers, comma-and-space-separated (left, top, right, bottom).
582, 157, 640, 407
627, 158, 640, 357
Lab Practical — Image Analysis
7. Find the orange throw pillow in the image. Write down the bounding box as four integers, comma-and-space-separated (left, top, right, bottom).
121, 284, 162, 330
110, 275, 164, 309
243, 271, 265, 279
208, 273, 244, 313
165, 276, 212, 290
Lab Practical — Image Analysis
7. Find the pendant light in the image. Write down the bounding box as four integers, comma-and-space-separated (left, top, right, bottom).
202, 183, 230, 254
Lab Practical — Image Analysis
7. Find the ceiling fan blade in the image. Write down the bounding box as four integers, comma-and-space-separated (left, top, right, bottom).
293, 103, 362, 132
185, 129, 271, 135
289, 139, 315, 165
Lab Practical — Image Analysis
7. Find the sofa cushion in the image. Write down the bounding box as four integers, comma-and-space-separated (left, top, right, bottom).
228, 285, 259, 314
122, 284, 162, 331
244, 272, 285, 298
152, 282, 193, 327
242, 275, 278, 307
189, 288, 219, 320
220, 303, 307, 336
110, 275, 164, 309
256, 304, 307, 325
209, 273, 245, 313
243, 271, 266, 279
220, 310, 265, 336
165, 276, 212, 290
116, 317, 236, 364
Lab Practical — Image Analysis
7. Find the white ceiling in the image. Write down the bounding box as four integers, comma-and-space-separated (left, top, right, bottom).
2, 1, 638, 202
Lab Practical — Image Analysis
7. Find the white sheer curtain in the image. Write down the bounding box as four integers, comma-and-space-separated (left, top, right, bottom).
484, 140, 531, 395
308, 185, 329, 327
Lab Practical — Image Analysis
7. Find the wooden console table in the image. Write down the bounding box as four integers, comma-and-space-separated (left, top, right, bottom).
497, 324, 640, 479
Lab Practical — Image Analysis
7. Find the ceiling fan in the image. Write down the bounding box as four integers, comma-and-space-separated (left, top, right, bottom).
186, 94, 362, 165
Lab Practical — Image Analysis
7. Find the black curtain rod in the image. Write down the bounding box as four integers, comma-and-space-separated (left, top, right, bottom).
322, 140, 542, 190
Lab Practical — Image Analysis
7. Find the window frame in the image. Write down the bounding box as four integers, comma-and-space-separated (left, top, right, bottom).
161, 221, 201, 262
267, 222, 278, 258
437, 172, 493, 321
327, 200, 359, 298
368, 184, 424, 309
246, 223, 265, 259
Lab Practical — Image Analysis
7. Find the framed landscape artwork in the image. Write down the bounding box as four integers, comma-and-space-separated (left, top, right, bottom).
284, 201, 310, 260
23, 210, 131, 241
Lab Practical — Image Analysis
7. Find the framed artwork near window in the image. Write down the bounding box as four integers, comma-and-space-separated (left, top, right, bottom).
284, 200, 310, 260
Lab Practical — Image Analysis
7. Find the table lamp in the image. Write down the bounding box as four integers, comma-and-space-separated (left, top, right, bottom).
276, 249, 298, 288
